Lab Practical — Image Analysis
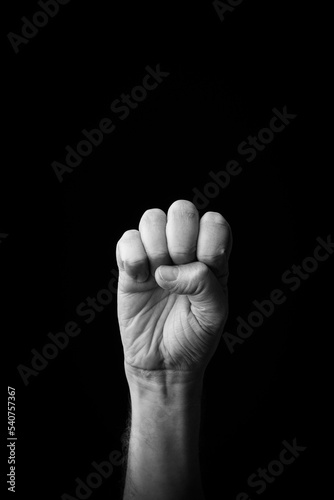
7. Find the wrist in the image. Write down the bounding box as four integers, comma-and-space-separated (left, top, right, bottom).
125, 362, 204, 408
123, 363, 205, 500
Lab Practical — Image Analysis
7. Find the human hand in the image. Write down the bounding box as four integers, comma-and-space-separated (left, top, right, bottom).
116, 200, 232, 380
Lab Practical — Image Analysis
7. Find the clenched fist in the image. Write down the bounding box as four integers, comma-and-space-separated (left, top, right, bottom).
116, 200, 232, 377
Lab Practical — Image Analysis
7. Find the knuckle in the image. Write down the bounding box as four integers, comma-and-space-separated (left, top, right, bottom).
121, 229, 140, 243
202, 211, 229, 227
140, 208, 166, 225
123, 229, 139, 238
168, 199, 198, 218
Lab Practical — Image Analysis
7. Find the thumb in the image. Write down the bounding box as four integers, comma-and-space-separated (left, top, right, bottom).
155, 262, 227, 332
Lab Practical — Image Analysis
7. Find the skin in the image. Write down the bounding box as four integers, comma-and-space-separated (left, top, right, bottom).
116, 199, 232, 500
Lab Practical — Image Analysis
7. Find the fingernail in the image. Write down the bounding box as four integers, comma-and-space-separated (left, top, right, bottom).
159, 266, 179, 281
137, 271, 149, 282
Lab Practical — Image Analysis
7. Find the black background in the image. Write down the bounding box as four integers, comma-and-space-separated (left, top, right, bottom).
1, 1, 332, 499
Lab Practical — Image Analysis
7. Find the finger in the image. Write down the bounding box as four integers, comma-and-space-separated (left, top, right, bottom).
116, 229, 149, 282
196, 212, 232, 287
166, 200, 199, 265
139, 208, 172, 275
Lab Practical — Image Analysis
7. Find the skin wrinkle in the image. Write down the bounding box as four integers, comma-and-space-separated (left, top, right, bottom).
170, 248, 197, 257
122, 292, 168, 321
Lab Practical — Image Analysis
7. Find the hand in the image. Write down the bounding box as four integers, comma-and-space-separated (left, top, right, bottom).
116, 200, 232, 378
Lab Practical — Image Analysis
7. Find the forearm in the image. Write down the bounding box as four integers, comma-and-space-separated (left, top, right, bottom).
123, 364, 206, 500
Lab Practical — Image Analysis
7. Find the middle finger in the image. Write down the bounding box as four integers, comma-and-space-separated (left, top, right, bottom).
166, 200, 199, 265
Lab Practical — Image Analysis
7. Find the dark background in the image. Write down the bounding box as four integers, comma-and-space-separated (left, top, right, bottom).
1, 1, 332, 499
